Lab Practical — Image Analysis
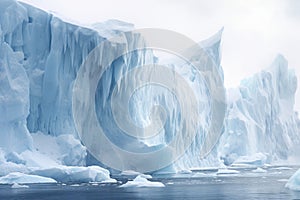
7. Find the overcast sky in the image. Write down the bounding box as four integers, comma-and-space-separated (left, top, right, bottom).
19, 0, 300, 111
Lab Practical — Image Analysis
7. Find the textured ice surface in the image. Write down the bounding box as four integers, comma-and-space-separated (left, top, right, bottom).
0, 0, 33, 153
31, 166, 116, 183
0, 0, 299, 177
119, 175, 165, 188
218, 55, 300, 166
31, 132, 87, 166
0, 161, 28, 177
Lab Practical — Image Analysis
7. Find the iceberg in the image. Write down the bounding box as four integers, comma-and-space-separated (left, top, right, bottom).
119, 175, 165, 188
218, 55, 300, 166
0, 0, 223, 173
0, 0, 299, 178
31, 166, 116, 183
286, 169, 300, 191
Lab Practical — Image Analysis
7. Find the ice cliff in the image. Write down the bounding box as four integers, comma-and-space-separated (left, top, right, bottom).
218, 55, 300, 167
0, 0, 299, 181
0, 0, 152, 151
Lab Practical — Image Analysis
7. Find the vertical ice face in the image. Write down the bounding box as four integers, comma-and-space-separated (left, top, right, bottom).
23, 5, 104, 136
219, 55, 300, 166
0, 0, 155, 154
22, 5, 155, 139
0, 0, 33, 153
172, 29, 226, 170
0, 0, 149, 139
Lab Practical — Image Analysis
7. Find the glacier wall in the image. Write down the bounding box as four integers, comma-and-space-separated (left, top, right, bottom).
0, 0, 152, 146
0, 0, 299, 173
12, 3, 103, 137
0, 0, 33, 153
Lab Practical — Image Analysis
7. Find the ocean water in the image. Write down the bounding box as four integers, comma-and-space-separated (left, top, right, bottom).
1, 166, 300, 200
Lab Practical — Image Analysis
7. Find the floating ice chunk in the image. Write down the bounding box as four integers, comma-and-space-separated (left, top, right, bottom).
252, 168, 267, 173
277, 179, 289, 182
274, 167, 293, 171
217, 169, 240, 175
286, 169, 300, 191
70, 184, 81, 187
0, 172, 56, 184
11, 183, 29, 189
119, 175, 165, 188
31, 166, 116, 183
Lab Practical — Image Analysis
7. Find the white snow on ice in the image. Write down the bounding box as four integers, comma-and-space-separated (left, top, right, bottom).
0, 172, 56, 184
119, 175, 165, 188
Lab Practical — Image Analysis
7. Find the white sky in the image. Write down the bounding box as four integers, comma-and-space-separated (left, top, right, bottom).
19, 0, 300, 111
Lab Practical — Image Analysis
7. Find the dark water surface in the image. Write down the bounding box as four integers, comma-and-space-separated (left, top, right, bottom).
1, 166, 300, 200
